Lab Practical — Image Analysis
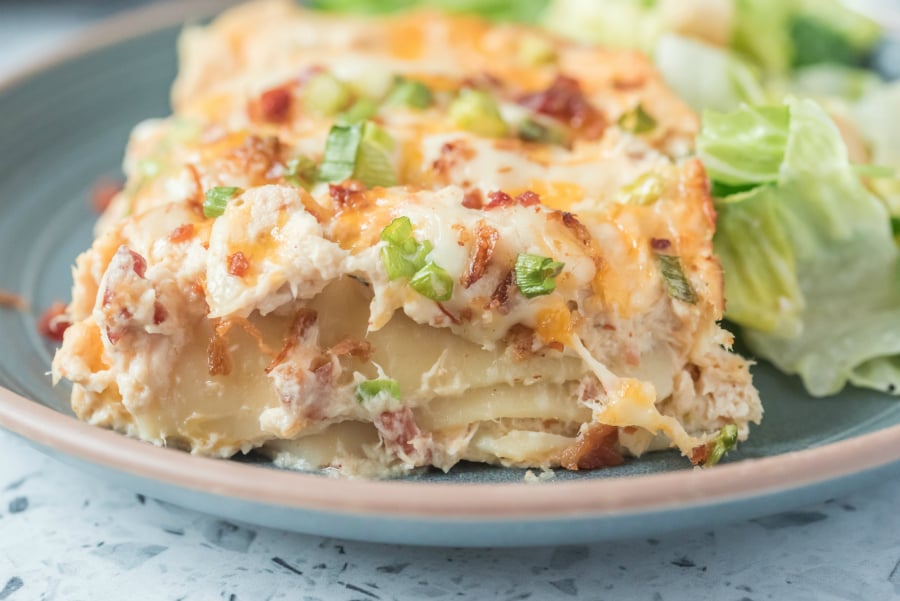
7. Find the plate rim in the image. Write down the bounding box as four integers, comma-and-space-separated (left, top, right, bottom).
1, 0, 900, 523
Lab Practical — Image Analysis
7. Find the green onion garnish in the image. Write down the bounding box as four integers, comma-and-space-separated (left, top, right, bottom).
702, 424, 739, 467
618, 103, 657, 134
379, 217, 433, 279
302, 72, 352, 116
356, 378, 401, 402
449, 89, 509, 138
284, 155, 318, 189
514, 254, 565, 298
891, 216, 900, 237
386, 78, 434, 109
516, 118, 565, 145
618, 172, 663, 205
339, 98, 379, 124
318, 122, 396, 187
203, 186, 241, 218
409, 261, 454, 301
657, 253, 698, 304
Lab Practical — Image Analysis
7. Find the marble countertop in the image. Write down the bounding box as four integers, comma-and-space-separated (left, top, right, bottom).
1, 4, 899, 600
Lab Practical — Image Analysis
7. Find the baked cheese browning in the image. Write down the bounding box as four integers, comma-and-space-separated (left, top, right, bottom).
53, 2, 761, 477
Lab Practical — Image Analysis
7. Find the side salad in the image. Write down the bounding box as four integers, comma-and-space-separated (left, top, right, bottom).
311, 0, 900, 397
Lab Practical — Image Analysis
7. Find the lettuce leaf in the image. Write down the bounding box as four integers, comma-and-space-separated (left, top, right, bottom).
699, 98, 900, 396
654, 35, 767, 113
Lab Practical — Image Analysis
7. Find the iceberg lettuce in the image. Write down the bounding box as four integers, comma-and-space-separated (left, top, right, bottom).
698, 98, 900, 396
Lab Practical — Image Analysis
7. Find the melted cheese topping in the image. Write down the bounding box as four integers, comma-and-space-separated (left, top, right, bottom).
52, 1, 762, 477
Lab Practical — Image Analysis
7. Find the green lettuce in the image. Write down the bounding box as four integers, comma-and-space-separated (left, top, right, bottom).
699, 98, 900, 396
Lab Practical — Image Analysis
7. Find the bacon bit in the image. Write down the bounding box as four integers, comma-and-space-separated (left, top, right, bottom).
690, 444, 709, 466
376, 406, 426, 457
37, 302, 70, 342
519, 75, 606, 140
461, 188, 484, 210
266, 308, 318, 374
602, 324, 616, 331
485, 190, 513, 210
459, 307, 473, 322
90, 178, 122, 213
227, 251, 250, 278
129, 250, 147, 278
256, 86, 292, 123
487, 268, 515, 315
207, 319, 233, 376
436, 302, 461, 325
152, 302, 167, 325
515, 190, 541, 207
551, 211, 602, 269
0, 289, 27, 312
560, 423, 623, 470
169, 223, 196, 243
431, 140, 475, 179
329, 337, 374, 361
461, 221, 499, 289
328, 180, 366, 208
505, 324, 536, 361
650, 237, 671, 251
547, 341, 564, 352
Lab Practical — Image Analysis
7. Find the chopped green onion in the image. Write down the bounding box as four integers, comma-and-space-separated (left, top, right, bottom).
318, 122, 397, 187
318, 123, 364, 183
891, 216, 900, 237
702, 424, 739, 467
516, 118, 565, 145
449, 89, 509, 138
380, 217, 433, 279
301, 73, 352, 116
386, 78, 434, 109
356, 378, 401, 402
409, 261, 454, 301
284, 155, 318, 189
203, 186, 241, 218
514, 254, 565, 298
517, 33, 557, 66
617, 103, 657, 134
618, 172, 664, 205
339, 98, 379, 124
657, 253, 698, 304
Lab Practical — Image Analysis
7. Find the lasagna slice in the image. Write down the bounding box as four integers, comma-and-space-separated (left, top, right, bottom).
52, 1, 761, 477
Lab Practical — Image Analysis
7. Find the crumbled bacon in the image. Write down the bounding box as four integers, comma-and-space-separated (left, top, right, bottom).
436, 302, 461, 325
487, 268, 515, 315
460, 221, 499, 289
461, 189, 484, 209
329, 337, 373, 361
266, 308, 318, 374
207, 319, 232, 376
650, 237, 671, 251
551, 211, 602, 269
37, 302, 70, 342
328, 180, 366, 208
129, 250, 147, 278
169, 223, 195, 243
0, 289, 27, 312
222, 135, 285, 186
152, 302, 167, 325
518, 75, 606, 140
254, 86, 292, 123
690, 444, 709, 466
431, 140, 475, 179
227, 251, 250, 278
90, 178, 122, 214
515, 190, 541, 207
484, 190, 513, 210
376, 406, 428, 458
560, 423, 623, 470
505, 324, 536, 362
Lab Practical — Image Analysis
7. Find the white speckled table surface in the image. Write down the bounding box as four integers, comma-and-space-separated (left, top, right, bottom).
1, 3, 900, 600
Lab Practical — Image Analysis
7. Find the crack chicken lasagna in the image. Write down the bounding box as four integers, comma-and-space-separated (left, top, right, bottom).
52, 0, 762, 477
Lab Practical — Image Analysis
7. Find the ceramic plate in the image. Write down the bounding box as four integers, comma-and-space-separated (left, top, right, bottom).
1, 1, 900, 548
